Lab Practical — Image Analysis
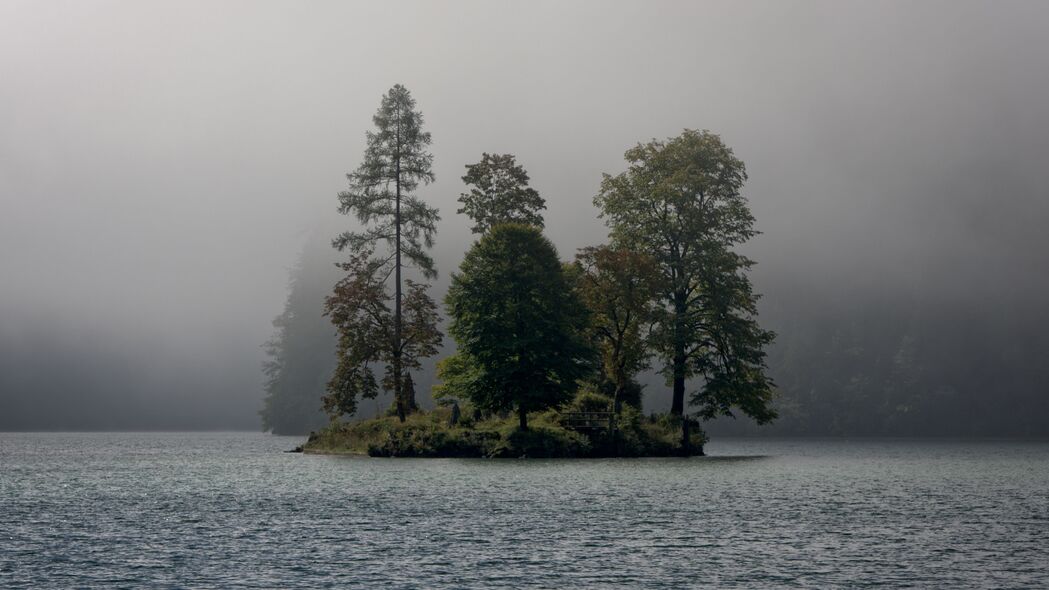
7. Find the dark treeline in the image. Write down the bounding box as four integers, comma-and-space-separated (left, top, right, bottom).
258, 233, 338, 435
0, 315, 262, 431
711, 282, 1049, 437
263, 244, 1049, 438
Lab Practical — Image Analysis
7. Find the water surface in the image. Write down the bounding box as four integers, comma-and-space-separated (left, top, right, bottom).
2, 433, 1047, 588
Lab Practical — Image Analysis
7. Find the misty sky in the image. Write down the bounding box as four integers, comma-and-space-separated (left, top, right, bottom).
2, 1, 1047, 429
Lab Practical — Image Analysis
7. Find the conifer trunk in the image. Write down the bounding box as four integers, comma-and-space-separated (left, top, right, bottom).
394, 135, 404, 423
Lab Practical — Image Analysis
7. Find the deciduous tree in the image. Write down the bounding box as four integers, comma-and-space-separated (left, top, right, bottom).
594, 129, 776, 423
322, 250, 441, 420
574, 245, 661, 412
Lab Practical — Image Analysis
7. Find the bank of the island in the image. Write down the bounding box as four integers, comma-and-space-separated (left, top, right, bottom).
300, 395, 705, 458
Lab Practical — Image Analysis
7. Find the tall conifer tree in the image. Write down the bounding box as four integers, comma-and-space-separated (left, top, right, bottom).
334, 85, 440, 421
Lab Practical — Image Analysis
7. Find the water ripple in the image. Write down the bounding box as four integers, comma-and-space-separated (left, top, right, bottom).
1, 433, 1047, 588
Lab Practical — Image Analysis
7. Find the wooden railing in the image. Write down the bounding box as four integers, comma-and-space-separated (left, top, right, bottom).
561, 411, 615, 432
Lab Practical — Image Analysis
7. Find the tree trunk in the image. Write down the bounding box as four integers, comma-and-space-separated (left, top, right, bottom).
394, 142, 404, 423
613, 361, 626, 414
518, 407, 528, 431
671, 358, 686, 415
404, 372, 418, 412
613, 356, 625, 414
670, 290, 687, 416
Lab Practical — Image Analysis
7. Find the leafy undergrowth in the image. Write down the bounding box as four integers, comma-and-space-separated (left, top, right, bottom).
303, 395, 707, 458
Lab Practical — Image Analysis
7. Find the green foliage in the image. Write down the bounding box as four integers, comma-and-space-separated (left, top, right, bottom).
491, 423, 591, 458
306, 411, 456, 455
458, 153, 546, 234
574, 245, 661, 411
557, 391, 702, 457
442, 224, 596, 429
640, 412, 707, 455
603, 407, 668, 457
305, 409, 585, 458
369, 426, 501, 458
432, 352, 474, 399
302, 405, 698, 458
595, 129, 776, 423
568, 389, 614, 413
596, 378, 644, 410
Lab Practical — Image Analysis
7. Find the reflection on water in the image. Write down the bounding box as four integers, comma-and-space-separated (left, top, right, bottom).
1, 432, 1047, 588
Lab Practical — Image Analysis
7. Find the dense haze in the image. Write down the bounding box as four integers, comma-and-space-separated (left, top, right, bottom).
2, 1, 1047, 432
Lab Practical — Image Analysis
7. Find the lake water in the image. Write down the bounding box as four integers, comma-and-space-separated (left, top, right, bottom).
1, 432, 1047, 588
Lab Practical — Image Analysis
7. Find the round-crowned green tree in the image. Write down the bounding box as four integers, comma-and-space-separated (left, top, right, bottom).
440, 224, 594, 430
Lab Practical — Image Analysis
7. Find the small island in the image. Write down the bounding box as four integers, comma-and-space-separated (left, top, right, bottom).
302, 398, 704, 458
302, 85, 775, 457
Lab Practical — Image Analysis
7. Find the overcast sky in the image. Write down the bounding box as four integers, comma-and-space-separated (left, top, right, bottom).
2, 1, 1047, 428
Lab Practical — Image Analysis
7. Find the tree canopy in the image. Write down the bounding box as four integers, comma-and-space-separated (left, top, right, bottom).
440, 224, 594, 430
335, 84, 439, 276
574, 245, 661, 412
322, 250, 441, 419
457, 152, 546, 233
594, 129, 776, 423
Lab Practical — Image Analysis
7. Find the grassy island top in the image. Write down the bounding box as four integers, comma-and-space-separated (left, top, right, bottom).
303, 393, 705, 459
